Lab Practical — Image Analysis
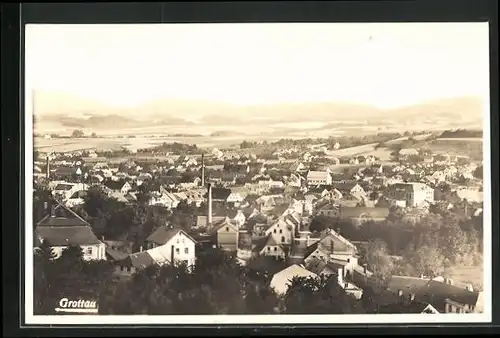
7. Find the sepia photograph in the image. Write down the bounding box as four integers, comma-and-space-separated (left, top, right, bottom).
24, 22, 491, 324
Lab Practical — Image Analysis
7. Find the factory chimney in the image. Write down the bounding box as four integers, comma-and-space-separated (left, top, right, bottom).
207, 183, 213, 226
46, 155, 50, 179
201, 153, 205, 187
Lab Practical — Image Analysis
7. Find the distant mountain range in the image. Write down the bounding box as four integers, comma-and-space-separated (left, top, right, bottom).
32, 90, 484, 134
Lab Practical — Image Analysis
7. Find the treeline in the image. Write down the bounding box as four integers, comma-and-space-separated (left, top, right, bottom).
140, 142, 199, 155
440, 129, 482, 138
34, 245, 365, 315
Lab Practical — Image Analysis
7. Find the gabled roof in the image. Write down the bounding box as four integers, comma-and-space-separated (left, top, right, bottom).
378, 299, 440, 314
34, 225, 102, 247
37, 200, 90, 227
105, 247, 129, 261
121, 251, 157, 270
211, 218, 238, 234
207, 187, 232, 200
196, 216, 226, 227
103, 179, 127, 191
146, 227, 197, 246
252, 235, 270, 253
416, 280, 480, 310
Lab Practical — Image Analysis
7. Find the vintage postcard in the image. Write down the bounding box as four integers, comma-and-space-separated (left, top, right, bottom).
24, 22, 491, 324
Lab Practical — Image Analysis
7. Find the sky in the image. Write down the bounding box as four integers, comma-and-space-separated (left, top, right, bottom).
25, 22, 490, 114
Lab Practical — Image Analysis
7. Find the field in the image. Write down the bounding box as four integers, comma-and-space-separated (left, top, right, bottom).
449, 264, 484, 290
427, 138, 483, 159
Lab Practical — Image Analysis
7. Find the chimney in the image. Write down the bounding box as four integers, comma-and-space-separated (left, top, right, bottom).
207, 183, 213, 226
101, 236, 105, 242
201, 153, 205, 187
46, 156, 50, 179
337, 267, 343, 285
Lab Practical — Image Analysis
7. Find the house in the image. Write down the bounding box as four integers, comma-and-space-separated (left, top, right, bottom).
387, 276, 482, 314
387, 182, 435, 208
35, 202, 106, 261
211, 218, 239, 252
270, 264, 318, 295
333, 182, 367, 200
265, 217, 296, 246
316, 203, 340, 218
149, 187, 180, 209
303, 229, 358, 268
287, 173, 305, 188
206, 187, 232, 203
306, 170, 332, 186
253, 235, 288, 259
115, 250, 157, 276
227, 188, 249, 204
196, 215, 226, 228
103, 180, 132, 194
143, 227, 197, 268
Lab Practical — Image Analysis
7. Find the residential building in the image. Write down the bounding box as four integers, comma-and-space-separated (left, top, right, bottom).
387, 182, 434, 208
35, 202, 106, 261
270, 264, 319, 295
211, 218, 239, 252
253, 235, 287, 259
306, 170, 332, 186
143, 227, 197, 268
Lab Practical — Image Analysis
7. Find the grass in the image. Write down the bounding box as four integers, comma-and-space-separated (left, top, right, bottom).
449, 264, 484, 291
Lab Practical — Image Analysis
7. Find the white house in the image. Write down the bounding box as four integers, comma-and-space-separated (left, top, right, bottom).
144, 227, 197, 268
306, 171, 332, 186
265, 217, 296, 245
270, 264, 318, 295
35, 204, 106, 261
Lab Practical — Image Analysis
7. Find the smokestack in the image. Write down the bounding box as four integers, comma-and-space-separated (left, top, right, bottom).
201, 153, 205, 187
46, 156, 50, 179
171, 245, 174, 265
207, 183, 213, 226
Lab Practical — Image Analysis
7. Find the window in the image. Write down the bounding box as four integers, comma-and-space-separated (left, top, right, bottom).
184, 248, 189, 254
281, 236, 285, 243
86, 247, 93, 255
274, 247, 277, 251
267, 247, 270, 251
274, 229, 277, 233
176, 248, 180, 254
226, 227, 230, 232
279, 229, 283, 234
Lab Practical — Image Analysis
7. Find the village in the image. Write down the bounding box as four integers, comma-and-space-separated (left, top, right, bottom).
32, 131, 485, 315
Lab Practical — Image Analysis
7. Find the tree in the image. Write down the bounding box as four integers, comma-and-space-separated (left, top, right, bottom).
71, 129, 85, 138
91, 132, 97, 138
363, 239, 394, 287
283, 275, 364, 314
404, 244, 448, 278
310, 215, 334, 233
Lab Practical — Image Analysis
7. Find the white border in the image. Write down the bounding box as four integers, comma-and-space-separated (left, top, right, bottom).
23, 22, 492, 326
